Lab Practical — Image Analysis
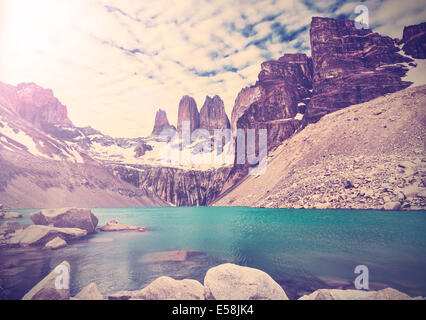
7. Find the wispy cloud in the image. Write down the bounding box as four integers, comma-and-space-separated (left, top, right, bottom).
0, 0, 425, 137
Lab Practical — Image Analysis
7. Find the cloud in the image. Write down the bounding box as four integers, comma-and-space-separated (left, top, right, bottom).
0, 0, 425, 137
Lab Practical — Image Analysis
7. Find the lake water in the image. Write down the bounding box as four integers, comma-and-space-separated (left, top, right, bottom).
1, 207, 425, 300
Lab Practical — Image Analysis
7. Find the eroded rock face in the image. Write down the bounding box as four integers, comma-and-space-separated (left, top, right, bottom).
177, 95, 200, 135
22, 261, 70, 300
30, 207, 98, 233
401, 22, 426, 59
203, 263, 289, 300
231, 86, 262, 131
305, 17, 412, 122
109, 276, 205, 300
0, 82, 73, 131
151, 109, 175, 136
199, 95, 230, 134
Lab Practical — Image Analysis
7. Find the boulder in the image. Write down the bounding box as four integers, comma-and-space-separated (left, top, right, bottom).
22, 261, 70, 300
139, 250, 203, 263
0, 221, 23, 236
109, 276, 204, 300
100, 220, 147, 232
30, 207, 98, 233
383, 201, 402, 211
298, 287, 413, 300
7, 225, 87, 247
45, 237, 67, 250
1, 212, 22, 219
203, 263, 288, 300
73, 282, 103, 300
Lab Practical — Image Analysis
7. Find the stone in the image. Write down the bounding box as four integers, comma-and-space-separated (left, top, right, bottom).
73, 282, 104, 300
134, 141, 153, 158
0, 221, 23, 236
1, 212, 22, 219
177, 95, 200, 135
30, 207, 98, 233
7, 225, 87, 246
109, 276, 205, 300
22, 261, 70, 300
401, 22, 426, 59
45, 237, 67, 250
383, 201, 401, 211
100, 220, 147, 232
231, 86, 262, 131
203, 263, 288, 300
298, 287, 413, 300
199, 95, 230, 135
139, 250, 203, 263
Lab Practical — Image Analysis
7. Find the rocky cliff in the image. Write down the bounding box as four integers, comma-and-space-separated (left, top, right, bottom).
401, 22, 426, 59
177, 95, 200, 135
151, 109, 175, 136
199, 95, 230, 134
231, 86, 262, 131
305, 17, 413, 122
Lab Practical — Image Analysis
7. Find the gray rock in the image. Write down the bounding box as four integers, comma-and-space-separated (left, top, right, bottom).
1, 212, 22, 219
383, 201, 401, 211
7, 225, 87, 247
73, 283, 103, 300
203, 263, 288, 300
22, 261, 70, 300
45, 237, 67, 250
0, 221, 23, 236
109, 276, 205, 300
299, 287, 414, 300
30, 207, 98, 233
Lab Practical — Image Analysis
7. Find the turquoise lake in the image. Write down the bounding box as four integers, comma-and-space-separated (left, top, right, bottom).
0, 207, 425, 299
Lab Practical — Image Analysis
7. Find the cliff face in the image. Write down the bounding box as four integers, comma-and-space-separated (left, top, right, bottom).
231, 86, 262, 131
305, 17, 413, 122
177, 95, 200, 135
401, 22, 426, 59
199, 95, 230, 134
0, 82, 73, 131
151, 109, 175, 136
112, 165, 231, 206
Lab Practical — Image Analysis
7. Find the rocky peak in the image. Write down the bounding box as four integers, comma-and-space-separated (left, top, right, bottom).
151, 109, 175, 136
199, 95, 230, 134
0, 82, 73, 130
305, 17, 413, 122
401, 22, 426, 59
177, 95, 200, 135
231, 86, 262, 131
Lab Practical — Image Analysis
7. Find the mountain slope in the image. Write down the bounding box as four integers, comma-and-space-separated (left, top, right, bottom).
213, 85, 426, 210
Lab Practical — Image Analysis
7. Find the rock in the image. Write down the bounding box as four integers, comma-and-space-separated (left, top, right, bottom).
383, 201, 402, 211
203, 263, 288, 300
1, 212, 22, 219
299, 287, 413, 300
0, 82, 73, 132
401, 22, 426, 59
177, 95, 200, 135
231, 86, 262, 131
7, 225, 87, 246
100, 220, 147, 232
0, 221, 23, 236
305, 17, 412, 122
151, 109, 175, 136
30, 207, 98, 233
45, 237, 67, 250
139, 250, 203, 263
73, 283, 103, 300
134, 141, 153, 158
109, 276, 205, 300
22, 261, 70, 300
199, 95, 230, 135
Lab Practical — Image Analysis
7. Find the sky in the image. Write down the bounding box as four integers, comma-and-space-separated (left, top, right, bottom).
1, 0, 425, 137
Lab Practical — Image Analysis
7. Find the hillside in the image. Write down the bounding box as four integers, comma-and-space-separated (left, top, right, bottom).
213, 85, 426, 210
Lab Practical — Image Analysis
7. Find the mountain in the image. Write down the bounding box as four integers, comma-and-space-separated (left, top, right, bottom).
199, 95, 230, 134
213, 85, 426, 210
400, 22, 426, 59
151, 109, 175, 136
177, 95, 200, 135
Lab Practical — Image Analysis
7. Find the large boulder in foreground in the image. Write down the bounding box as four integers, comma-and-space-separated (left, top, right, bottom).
203, 263, 288, 300
7, 225, 87, 247
30, 207, 98, 233
109, 276, 205, 300
22, 261, 70, 300
72, 283, 104, 300
298, 288, 414, 300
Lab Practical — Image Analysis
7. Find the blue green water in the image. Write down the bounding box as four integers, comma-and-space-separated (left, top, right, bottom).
1, 207, 425, 299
